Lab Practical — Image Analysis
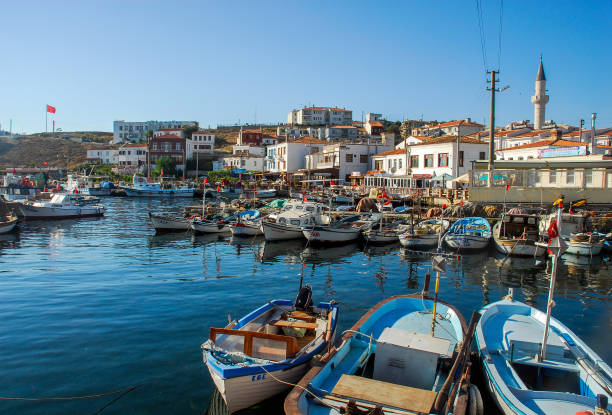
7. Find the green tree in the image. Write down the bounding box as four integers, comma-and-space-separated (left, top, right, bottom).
145, 129, 153, 140
152, 157, 177, 177
183, 125, 199, 139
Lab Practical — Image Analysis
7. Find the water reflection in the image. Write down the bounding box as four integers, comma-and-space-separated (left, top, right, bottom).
301, 243, 359, 265
257, 240, 305, 264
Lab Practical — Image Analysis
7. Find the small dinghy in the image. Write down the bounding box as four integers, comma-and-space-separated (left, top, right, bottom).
302, 212, 381, 244
191, 217, 231, 234
285, 293, 481, 415
398, 218, 449, 248
0, 214, 18, 234
444, 217, 492, 251
564, 232, 604, 256
229, 210, 263, 237
149, 212, 191, 232
476, 298, 612, 415
362, 219, 406, 244
202, 286, 338, 414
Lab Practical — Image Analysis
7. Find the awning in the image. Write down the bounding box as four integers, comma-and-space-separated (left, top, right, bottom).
450, 173, 470, 183
430, 173, 454, 181
412, 174, 432, 179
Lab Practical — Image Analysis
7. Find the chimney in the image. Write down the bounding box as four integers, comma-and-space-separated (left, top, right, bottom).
465, 117, 471, 123
549, 129, 562, 141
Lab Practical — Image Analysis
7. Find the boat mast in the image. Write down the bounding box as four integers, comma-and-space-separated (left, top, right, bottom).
431, 206, 446, 336
540, 200, 565, 360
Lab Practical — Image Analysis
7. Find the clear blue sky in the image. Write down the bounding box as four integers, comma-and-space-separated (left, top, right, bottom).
1, 0, 610, 134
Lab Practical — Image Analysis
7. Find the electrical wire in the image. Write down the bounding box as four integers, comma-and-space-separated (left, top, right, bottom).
474, 0, 488, 75
497, 0, 504, 71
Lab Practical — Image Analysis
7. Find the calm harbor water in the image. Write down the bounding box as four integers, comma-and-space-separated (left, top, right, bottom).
0, 198, 610, 415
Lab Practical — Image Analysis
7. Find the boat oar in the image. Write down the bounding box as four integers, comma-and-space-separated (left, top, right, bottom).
434, 310, 481, 414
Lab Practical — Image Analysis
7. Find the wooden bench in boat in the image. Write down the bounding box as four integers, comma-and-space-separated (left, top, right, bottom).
330, 374, 438, 414
286, 311, 316, 323
271, 319, 318, 331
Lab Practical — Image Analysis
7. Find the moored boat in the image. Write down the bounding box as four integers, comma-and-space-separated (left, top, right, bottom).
121, 174, 194, 198
444, 217, 492, 251
302, 212, 380, 244
0, 214, 18, 234
148, 212, 190, 232
564, 232, 604, 256
398, 218, 449, 248
261, 200, 328, 241
17, 193, 104, 220
285, 294, 481, 415
229, 210, 263, 237
191, 218, 231, 234
362, 220, 406, 244
493, 210, 546, 257
202, 286, 338, 413
476, 298, 612, 415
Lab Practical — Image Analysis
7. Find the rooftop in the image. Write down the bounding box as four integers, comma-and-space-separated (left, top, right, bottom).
496, 138, 587, 152
290, 136, 329, 145
151, 134, 184, 140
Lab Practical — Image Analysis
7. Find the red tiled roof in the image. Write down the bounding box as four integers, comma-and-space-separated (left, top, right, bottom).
242, 129, 263, 134
152, 134, 184, 140
496, 139, 588, 152
121, 143, 147, 148
369, 121, 384, 127
290, 136, 328, 144
156, 128, 182, 131
410, 135, 486, 146
511, 130, 549, 138
427, 120, 484, 129
330, 125, 357, 129
372, 148, 407, 157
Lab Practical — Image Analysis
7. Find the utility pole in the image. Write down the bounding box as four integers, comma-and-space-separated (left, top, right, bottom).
591, 113, 597, 154
579, 119, 584, 143
455, 123, 461, 188
487, 70, 499, 187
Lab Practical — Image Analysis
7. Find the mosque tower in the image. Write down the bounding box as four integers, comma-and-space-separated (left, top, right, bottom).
531, 57, 549, 130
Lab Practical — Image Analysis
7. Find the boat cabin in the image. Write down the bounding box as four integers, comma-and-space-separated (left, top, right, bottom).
498, 213, 540, 241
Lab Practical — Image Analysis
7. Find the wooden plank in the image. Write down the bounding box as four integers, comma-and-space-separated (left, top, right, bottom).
288, 311, 316, 323
209, 327, 299, 356
332, 374, 437, 414
272, 320, 318, 330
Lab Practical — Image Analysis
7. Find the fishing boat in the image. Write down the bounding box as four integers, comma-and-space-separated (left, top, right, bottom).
191, 217, 231, 234
121, 174, 194, 198
17, 193, 104, 220
65, 174, 112, 196
564, 232, 604, 256
302, 212, 381, 244
444, 217, 492, 251
398, 219, 449, 248
0, 214, 18, 234
284, 293, 481, 415
202, 286, 339, 414
148, 212, 191, 232
476, 298, 612, 415
362, 220, 407, 244
261, 200, 328, 241
229, 210, 263, 237
492, 210, 546, 257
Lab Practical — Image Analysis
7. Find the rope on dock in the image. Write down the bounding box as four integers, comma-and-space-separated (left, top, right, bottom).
0, 385, 143, 401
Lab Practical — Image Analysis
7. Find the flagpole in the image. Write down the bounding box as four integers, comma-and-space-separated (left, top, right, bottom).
45, 106, 48, 134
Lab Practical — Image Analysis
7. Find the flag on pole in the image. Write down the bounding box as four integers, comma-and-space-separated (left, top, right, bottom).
217, 185, 221, 192
505, 184, 511, 191
330, 179, 335, 186
46, 105, 56, 114
303, 194, 308, 202
43, 161, 48, 166
204, 177, 208, 184
161, 168, 164, 176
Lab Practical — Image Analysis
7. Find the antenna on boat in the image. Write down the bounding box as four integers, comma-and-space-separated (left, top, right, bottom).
431, 204, 447, 336
540, 197, 567, 361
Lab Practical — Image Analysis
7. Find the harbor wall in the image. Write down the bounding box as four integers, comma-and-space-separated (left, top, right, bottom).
469, 186, 612, 204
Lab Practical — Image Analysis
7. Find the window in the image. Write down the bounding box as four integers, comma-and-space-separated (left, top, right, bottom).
585, 168, 593, 185
153, 143, 157, 150
438, 153, 449, 167
399, 158, 403, 169
388, 159, 392, 168
424, 154, 434, 168
176, 143, 181, 150
549, 170, 556, 183
410, 155, 419, 168
535, 170, 540, 184
459, 151, 464, 167
346, 154, 353, 163
375, 160, 383, 170
360, 154, 368, 163
479, 151, 485, 160
566, 169, 574, 184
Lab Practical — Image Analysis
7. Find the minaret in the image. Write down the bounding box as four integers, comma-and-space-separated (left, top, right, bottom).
531, 57, 549, 130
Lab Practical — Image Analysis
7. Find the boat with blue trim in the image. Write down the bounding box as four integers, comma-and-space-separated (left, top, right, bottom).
444, 217, 492, 251
202, 286, 338, 413
475, 298, 612, 415
285, 293, 481, 415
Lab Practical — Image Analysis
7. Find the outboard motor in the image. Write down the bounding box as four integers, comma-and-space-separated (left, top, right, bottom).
294, 284, 313, 311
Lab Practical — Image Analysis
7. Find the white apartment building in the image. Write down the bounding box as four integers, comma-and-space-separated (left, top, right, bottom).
113, 120, 197, 144
369, 136, 489, 188
116, 144, 148, 169
323, 125, 359, 141
266, 137, 328, 173
305, 143, 393, 182
191, 131, 215, 155
233, 145, 265, 156
153, 128, 184, 138
412, 118, 485, 137
86, 147, 116, 164
287, 107, 352, 126
222, 152, 264, 172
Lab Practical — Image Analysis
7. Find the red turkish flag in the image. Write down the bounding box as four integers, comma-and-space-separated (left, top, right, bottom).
505, 184, 511, 191
547, 220, 559, 240
217, 185, 221, 192
330, 179, 335, 186
12, 168, 16, 174
46, 105, 56, 114
161, 169, 164, 176
204, 177, 208, 184
43, 161, 48, 165
303, 194, 308, 202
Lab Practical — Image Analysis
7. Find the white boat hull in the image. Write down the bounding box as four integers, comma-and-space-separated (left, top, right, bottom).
261, 221, 304, 241
444, 234, 490, 250
362, 230, 399, 244
564, 241, 604, 256
18, 204, 104, 220
0, 220, 17, 234
191, 221, 230, 233
493, 238, 546, 257
122, 187, 194, 198
398, 233, 439, 248
229, 223, 262, 237
149, 214, 190, 231
208, 361, 309, 413
302, 227, 361, 243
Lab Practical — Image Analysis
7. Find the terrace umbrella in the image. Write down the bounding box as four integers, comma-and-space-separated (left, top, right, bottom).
477, 174, 508, 181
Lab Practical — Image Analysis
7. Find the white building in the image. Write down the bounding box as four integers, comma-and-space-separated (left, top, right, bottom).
190, 131, 215, 155
233, 145, 265, 156
153, 128, 184, 138
222, 151, 264, 172
287, 107, 352, 126
86, 147, 116, 164
266, 137, 328, 173
112, 120, 197, 144
368, 136, 489, 188
531, 58, 549, 130
305, 143, 393, 182
412, 118, 485, 137
116, 144, 148, 170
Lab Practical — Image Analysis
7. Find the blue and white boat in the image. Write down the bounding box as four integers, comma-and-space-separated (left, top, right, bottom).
285, 294, 481, 415
476, 299, 612, 415
444, 217, 492, 251
202, 286, 339, 413
121, 174, 194, 198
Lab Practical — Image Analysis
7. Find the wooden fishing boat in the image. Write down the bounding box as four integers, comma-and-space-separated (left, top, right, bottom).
564, 232, 604, 256
302, 213, 381, 244
444, 217, 492, 251
398, 219, 449, 248
476, 298, 612, 415
121, 174, 194, 198
285, 294, 481, 415
362, 220, 406, 244
191, 218, 231, 234
202, 286, 338, 413
148, 212, 190, 232
0, 214, 18, 234
492, 211, 546, 257
261, 201, 328, 241
18, 193, 104, 220
229, 210, 263, 237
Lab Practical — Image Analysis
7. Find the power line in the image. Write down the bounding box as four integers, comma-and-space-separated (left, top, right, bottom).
497, 0, 504, 71
474, 0, 488, 75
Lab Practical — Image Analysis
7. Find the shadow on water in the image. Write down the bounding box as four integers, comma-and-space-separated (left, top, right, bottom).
256, 240, 305, 264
